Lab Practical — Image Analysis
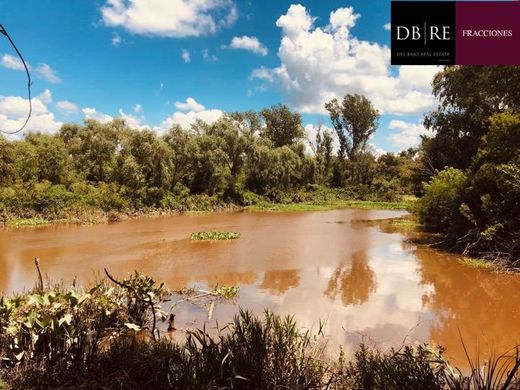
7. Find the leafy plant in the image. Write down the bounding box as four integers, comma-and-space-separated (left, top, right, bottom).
190, 231, 240, 241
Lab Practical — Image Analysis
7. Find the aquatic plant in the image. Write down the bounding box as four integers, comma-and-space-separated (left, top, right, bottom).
190, 231, 241, 241
1, 270, 519, 389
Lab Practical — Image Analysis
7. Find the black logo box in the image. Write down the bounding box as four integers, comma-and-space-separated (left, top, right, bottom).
391, 1, 455, 65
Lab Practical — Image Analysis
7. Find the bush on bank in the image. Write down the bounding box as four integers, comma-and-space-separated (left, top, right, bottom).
416, 113, 520, 267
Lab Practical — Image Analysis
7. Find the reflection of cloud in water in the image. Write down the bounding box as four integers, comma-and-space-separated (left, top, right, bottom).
3, 208, 518, 363
174, 242, 434, 355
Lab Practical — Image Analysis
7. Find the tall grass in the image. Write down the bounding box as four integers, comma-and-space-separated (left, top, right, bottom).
1, 271, 519, 389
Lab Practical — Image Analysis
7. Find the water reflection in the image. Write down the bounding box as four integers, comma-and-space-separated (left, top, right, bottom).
0, 209, 519, 363
324, 251, 376, 306
260, 269, 300, 295
415, 247, 520, 364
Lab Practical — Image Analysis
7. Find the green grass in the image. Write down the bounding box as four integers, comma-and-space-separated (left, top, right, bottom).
386, 216, 420, 230
459, 256, 497, 270
248, 199, 411, 213
190, 231, 241, 240
6, 218, 50, 227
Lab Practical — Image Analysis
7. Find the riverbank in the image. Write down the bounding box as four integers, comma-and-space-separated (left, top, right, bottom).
1, 272, 519, 389
1, 191, 414, 228
379, 216, 506, 272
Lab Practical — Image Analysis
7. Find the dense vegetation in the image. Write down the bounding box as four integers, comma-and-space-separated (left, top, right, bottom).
0, 99, 417, 225
1, 66, 518, 264
415, 66, 520, 267
1, 271, 519, 389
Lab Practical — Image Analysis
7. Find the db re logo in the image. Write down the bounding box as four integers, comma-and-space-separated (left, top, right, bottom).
391, 1, 455, 65
396, 25, 451, 42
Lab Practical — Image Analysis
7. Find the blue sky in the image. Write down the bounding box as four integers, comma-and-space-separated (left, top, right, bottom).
0, 0, 439, 152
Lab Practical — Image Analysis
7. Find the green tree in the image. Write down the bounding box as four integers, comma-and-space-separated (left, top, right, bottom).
0, 137, 15, 186
261, 104, 304, 148
25, 133, 72, 185
422, 66, 520, 172
325, 94, 379, 161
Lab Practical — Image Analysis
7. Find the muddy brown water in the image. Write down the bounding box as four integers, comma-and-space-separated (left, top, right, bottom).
1, 209, 519, 365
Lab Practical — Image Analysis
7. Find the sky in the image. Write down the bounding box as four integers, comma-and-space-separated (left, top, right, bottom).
0, 0, 440, 153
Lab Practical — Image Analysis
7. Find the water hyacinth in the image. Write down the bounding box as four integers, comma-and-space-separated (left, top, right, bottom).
190, 231, 241, 241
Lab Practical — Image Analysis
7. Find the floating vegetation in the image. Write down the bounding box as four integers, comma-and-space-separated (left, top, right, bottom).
190, 231, 240, 241
459, 256, 497, 270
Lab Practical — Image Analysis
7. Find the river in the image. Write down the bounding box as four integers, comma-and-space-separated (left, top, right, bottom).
1, 208, 519, 365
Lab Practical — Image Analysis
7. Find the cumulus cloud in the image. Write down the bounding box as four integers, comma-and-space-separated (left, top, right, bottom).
133, 103, 142, 113
56, 100, 79, 114
1, 54, 27, 71
101, 0, 238, 38
0, 93, 62, 134
156, 98, 222, 131
369, 143, 386, 157
226, 35, 268, 55
252, 5, 439, 116
35, 63, 61, 83
181, 49, 191, 63
1, 54, 61, 84
388, 119, 431, 149
82, 107, 113, 123
384, 23, 391, 31
39, 89, 52, 104
174, 97, 205, 112
118, 108, 145, 128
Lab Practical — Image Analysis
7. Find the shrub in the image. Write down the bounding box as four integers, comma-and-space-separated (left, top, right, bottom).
417, 168, 467, 232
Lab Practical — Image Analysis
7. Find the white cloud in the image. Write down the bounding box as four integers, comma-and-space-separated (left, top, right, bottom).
174, 97, 205, 112
181, 49, 191, 63
133, 103, 142, 113
0, 93, 62, 134
388, 119, 431, 149
82, 107, 113, 123
252, 5, 439, 116
226, 35, 268, 55
156, 98, 222, 131
56, 100, 79, 114
1, 54, 27, 71
202, 49, 218, 62
35, 63, 61, 83
39, 89, 52, 104
1, 55, 62, 84
101, 0, 238, 38
118, 109, 145, 128
384, 23, 391, 31
112, 32, 123, 46
369, 143, 386, 157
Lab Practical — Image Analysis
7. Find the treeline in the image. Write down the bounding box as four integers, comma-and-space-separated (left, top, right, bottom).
415, 66, 520, 265
0, 100, 417, 221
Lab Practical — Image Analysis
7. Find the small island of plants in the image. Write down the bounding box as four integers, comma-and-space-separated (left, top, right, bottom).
190, 231, 241, 241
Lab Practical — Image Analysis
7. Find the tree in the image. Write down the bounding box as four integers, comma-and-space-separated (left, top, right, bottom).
315, 126, 334, 185
325, 94, 379, 161
64, 119, 122, 182
0, 136, 15, 186
163, 125, 197, 191
26, 133, 72, 185
261, 104, 304, 148
422, 66, 520, 172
